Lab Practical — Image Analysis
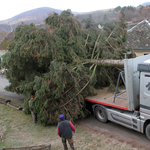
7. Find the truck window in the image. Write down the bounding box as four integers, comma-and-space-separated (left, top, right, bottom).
144, 75, 150, 96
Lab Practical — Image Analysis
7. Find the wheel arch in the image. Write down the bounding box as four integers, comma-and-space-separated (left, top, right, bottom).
143, 119, 150, 134
92, 104, 107, 116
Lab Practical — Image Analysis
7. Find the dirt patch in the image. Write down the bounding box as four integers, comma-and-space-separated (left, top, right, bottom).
76, 122, 150, 150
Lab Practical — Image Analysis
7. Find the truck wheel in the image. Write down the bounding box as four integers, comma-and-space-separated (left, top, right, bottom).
95, 106, 107, 123
146, 124, 150, 140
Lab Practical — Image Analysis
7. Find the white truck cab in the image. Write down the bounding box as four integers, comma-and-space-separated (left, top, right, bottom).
138, 59, 150, 139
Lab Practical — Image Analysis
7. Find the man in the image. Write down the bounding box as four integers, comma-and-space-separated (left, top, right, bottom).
29, 95, 37, 123
57, 114, 75, 150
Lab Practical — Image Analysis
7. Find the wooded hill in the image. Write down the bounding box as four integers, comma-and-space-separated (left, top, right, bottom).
0, 7, 80, 32
76, 5, 150, 25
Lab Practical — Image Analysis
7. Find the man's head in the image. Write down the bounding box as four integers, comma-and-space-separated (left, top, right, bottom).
30, 95, 34, 100
59, 114, 65, 121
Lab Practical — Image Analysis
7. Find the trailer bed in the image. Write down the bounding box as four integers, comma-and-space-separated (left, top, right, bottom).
85, 88, 128, 110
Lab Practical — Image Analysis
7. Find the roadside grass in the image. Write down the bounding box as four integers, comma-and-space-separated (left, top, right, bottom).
0, 104, 143, 150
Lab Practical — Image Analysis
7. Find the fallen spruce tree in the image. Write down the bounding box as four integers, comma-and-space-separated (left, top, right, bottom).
2, 10, 133, 125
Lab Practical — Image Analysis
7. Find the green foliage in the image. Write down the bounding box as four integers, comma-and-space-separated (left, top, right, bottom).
121, 6, 136, 12
2, 24, 53, 94
103, 14, 108, 22
45, 10, 87, 64
82, 13, 127, 90
2, 10, 94, 125
84, 18, 127, 60
114, 6, 121, 12
81, 15, 97, 29
81, 15, 100, 56
31, 61, 94, 125
2, 10, 129, 125
118, 11, 127, 42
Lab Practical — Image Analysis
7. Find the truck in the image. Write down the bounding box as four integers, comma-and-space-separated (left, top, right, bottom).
85, 54, 150, 140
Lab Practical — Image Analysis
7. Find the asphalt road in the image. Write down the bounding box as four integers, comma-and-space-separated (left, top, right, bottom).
0, 75, 24, 101
76, 114, 150, 149
1, 76, 150, 148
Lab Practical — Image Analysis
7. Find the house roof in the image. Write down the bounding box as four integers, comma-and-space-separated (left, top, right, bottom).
124, 19, 150, 50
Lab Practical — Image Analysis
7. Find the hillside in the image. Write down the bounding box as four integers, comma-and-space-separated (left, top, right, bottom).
0, 7, 81, 32
142, 2, 150, 6
0, 31, 11, 44
0, 31, 15, 50
76, 9, 118, 23
0, 7, 62, 25
76, 4, 150, 24
0, 2, 150, 34
0, 24, 12, 32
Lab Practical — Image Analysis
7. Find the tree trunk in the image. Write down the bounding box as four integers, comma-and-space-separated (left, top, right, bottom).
84, 59, 124, 67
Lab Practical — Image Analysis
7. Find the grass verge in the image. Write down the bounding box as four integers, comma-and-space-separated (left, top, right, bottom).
0, 104, 146, 150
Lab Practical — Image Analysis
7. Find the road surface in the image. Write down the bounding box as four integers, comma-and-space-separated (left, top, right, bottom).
76, 114, 150, 149
0, 76, 24, 101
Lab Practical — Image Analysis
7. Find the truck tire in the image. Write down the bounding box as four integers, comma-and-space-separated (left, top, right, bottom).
146, 124, 150, 140
95, 106, 107, 123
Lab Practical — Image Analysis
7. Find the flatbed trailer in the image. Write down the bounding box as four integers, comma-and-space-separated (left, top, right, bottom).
85, 88, 128, 110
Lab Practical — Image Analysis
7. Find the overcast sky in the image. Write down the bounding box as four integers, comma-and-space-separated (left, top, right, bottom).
0, 0, 146, 21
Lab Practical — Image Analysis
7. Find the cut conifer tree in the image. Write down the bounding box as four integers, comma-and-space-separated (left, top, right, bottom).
2, 10, 132, 125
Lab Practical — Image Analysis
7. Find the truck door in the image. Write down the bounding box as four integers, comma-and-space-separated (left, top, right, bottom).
140, 72, 150, 114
